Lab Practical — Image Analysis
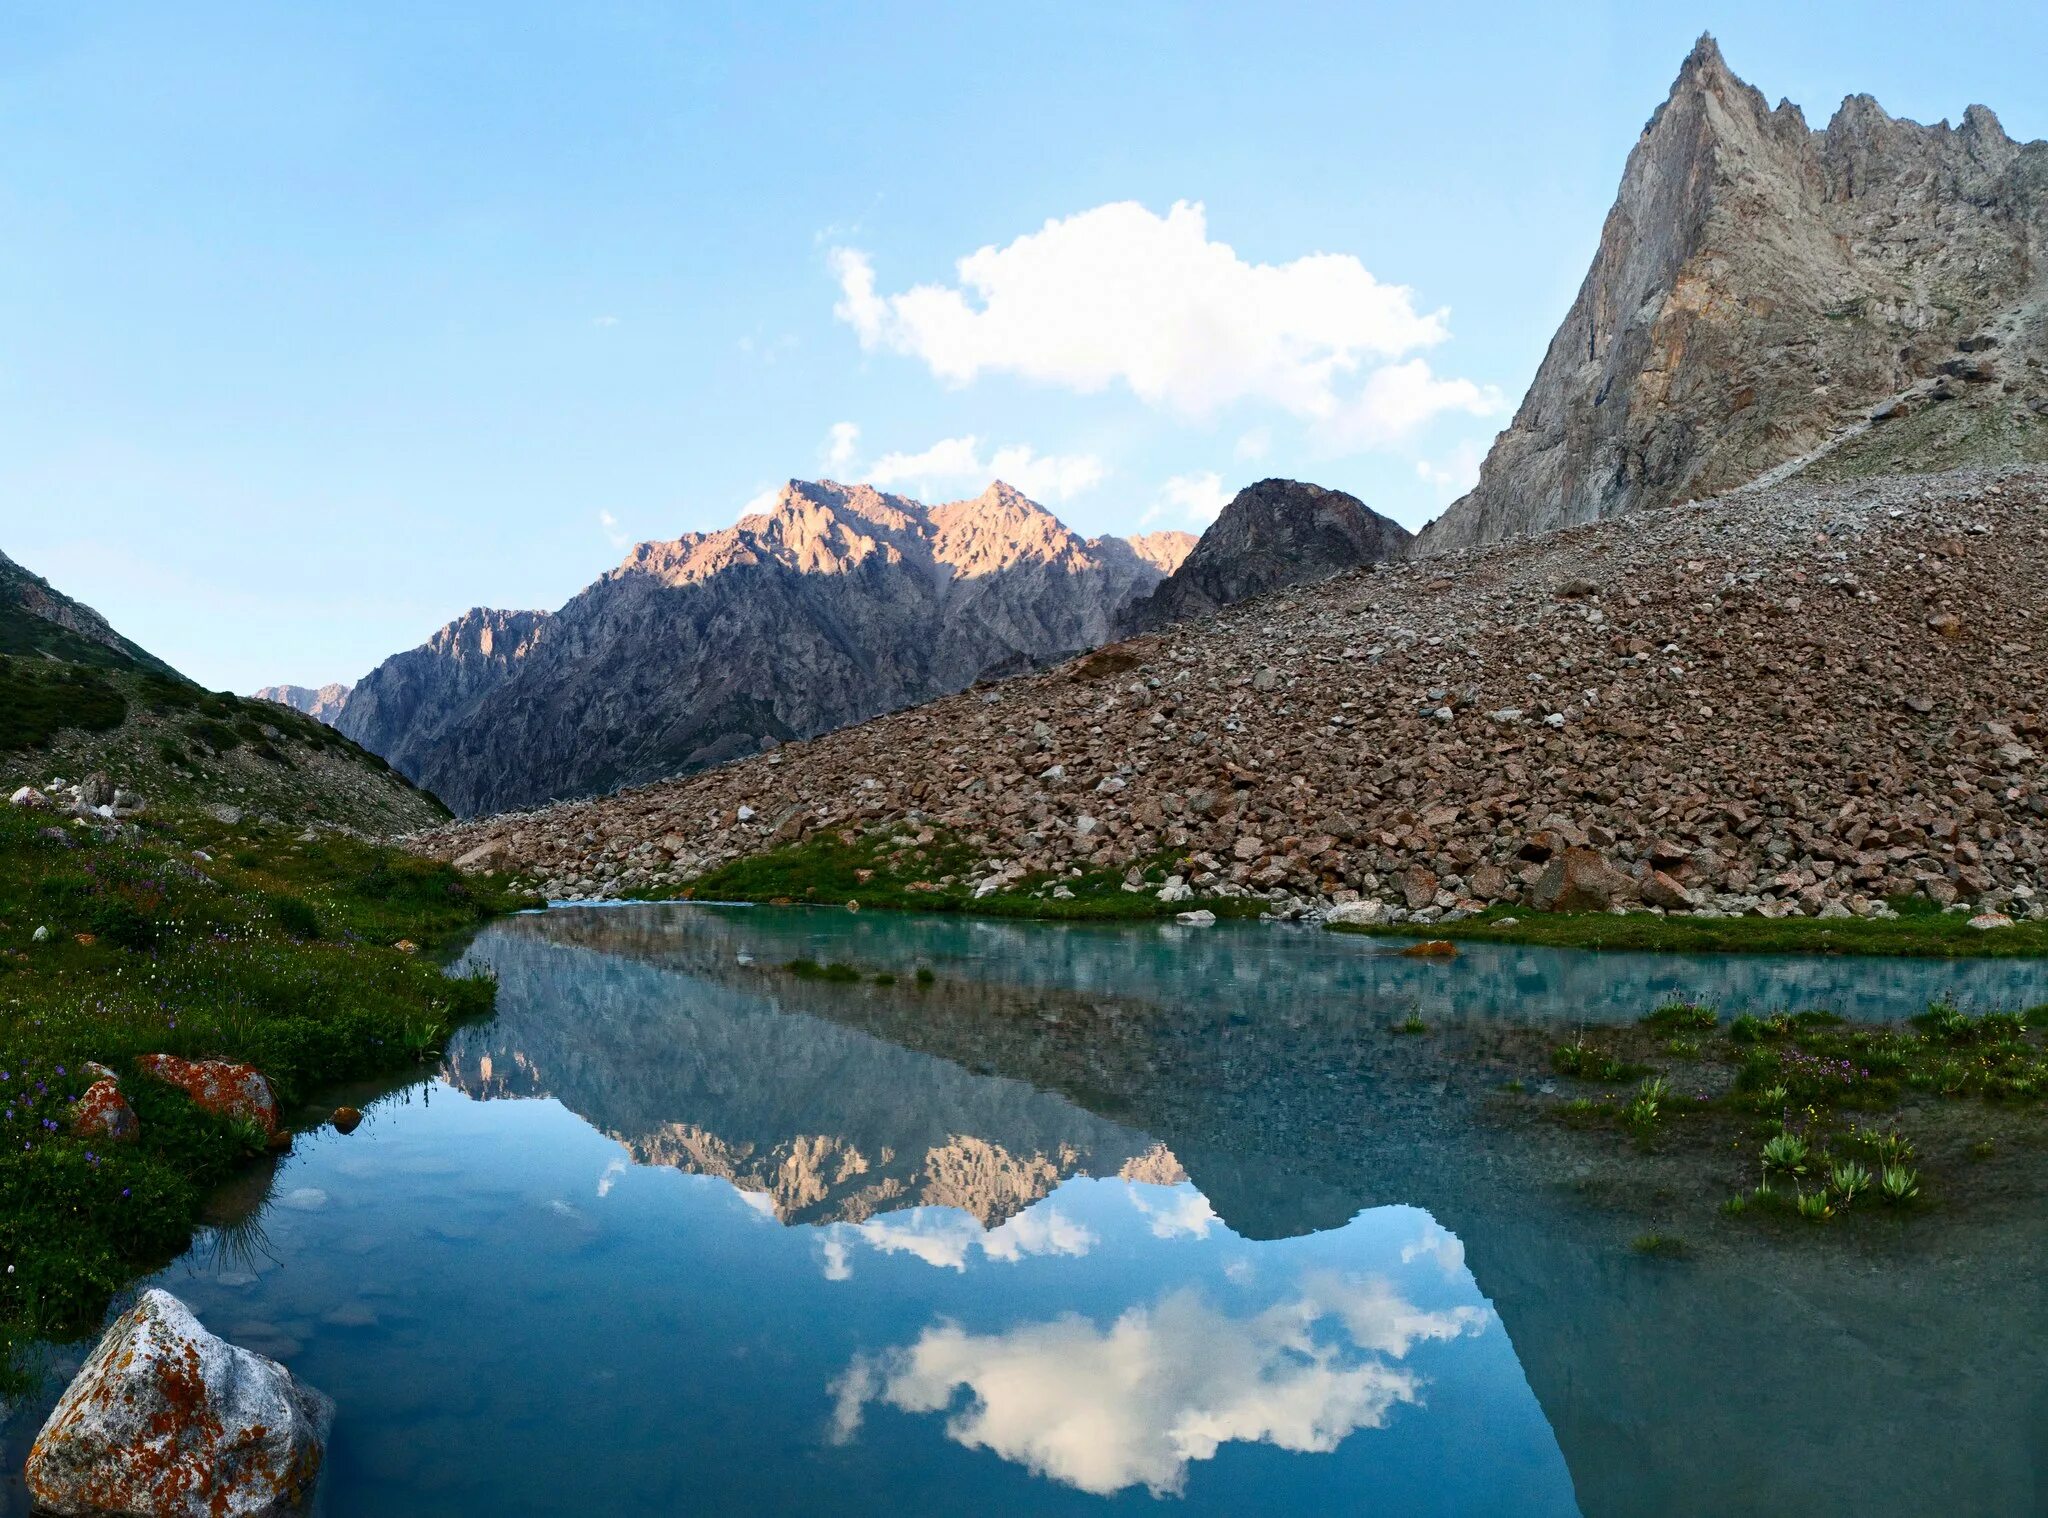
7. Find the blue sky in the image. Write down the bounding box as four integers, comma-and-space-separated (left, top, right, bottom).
4, 1, 2043, 691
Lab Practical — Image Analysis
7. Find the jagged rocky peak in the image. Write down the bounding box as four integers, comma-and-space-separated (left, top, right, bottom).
1420, 34, 2048, 553
251, 682, 353, 724
330, 478, 1183, 815
1122, 478, 1412, 632
1124, 531, 1198, 577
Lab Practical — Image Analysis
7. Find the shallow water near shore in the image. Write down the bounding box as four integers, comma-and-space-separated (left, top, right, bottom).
5, 905, 2043, 1516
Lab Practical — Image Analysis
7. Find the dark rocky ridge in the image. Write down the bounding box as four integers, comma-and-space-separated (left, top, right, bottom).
1421, 35, 2048, 552
340, 482, 1192, 817
1120, 479, 1412, 632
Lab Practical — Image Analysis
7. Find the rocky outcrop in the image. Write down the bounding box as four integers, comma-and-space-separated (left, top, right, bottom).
25, 1288, 334, 1518
334, 606, 550, 806
0, 549, 173, 672
416, 466, 2048, 924
344, 481, 1178, 816
1421, 35, 2048, 553
250, 682, 352, 725
1123, 479, 1411, 631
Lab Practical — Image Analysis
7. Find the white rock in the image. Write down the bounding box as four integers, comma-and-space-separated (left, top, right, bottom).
1488, 708, 1523, 723
736, 805, 755, 821
1967, 912, 2014, 931
1324, 900, 1388, 926
33, 925, 50, 943
9, 785, 50, 810
25, 1288, 334, 1518
1543, 713, 1567, 728
1175, 909, 1218, 926
1156, 879, 1194, 903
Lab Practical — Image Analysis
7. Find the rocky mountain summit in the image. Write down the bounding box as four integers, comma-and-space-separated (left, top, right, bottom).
416, 467, 2048, 924
1, 549, 172, 671
252, 681, 353, 724
1422, 35, 2048, 552
1120, 479, 1411, 631
337, 482, 1189, 816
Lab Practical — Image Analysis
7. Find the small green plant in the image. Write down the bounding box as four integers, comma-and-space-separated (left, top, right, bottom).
398, 1015, 444, 1063
1879, 1165, 1920, 1205
1393, 1015, 1427, 1036
1761, 1132, 1809, 1176
1847, 1126, 1915, 1166
1795, 1190, 1833, 1222
1630, 1232, 1690, 1258
1643, 1001, 1717, 1033
1969, 1139, 1995, 1161
914, 966, 936, 986
1499, 1078, 1526, 1094
1551, 1039, 1647, 1082
225, 1115, 270, 1157
1827, 1160, 1872, 1204
1622, 1076, 1668, 1132
1664, 1036, 1703, 1059
871, 971, 896, 986
784, 958, 862, 983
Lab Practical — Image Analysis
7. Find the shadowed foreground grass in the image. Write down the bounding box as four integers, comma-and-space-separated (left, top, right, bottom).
0, 805, 535, 1391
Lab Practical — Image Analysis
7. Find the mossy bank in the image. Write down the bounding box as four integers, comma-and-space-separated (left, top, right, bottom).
0, 803, 535, 1393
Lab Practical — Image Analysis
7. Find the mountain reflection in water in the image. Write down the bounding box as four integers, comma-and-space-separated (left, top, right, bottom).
6, 904, 2036, 1517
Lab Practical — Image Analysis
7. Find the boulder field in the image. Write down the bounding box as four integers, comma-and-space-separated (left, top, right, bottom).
413, 467, 2048, 926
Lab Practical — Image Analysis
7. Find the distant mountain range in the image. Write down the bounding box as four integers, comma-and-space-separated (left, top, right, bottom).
251, 682, 353, 723
300, 480, 1197, 816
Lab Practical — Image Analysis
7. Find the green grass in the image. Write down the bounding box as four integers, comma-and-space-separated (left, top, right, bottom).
1328, 903, 2048, 958
0, 804, 535, 1391
0, 657, 129, 752
1629, 1232, 1691, 1259
669, 825, 1264, 922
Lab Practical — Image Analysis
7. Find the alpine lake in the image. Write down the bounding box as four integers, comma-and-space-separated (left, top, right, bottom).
4, 904, 2043, 1516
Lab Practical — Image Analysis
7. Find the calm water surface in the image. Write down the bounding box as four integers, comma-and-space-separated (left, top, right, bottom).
4, 907, 2042, 1515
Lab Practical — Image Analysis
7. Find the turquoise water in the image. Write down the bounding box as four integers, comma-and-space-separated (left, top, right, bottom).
5, 906, 2042, 1515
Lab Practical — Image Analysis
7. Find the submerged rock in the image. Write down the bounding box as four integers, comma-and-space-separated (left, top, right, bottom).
25, 1288, 334, 1517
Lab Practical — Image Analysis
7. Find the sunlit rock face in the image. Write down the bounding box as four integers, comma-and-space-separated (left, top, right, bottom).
338, 480, 1186, 815
1421, 35, 2048, 552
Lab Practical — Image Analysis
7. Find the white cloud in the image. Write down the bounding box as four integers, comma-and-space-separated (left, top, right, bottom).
825, 421, 861, 470
827, 1273, 1488, 1496
1415, 438, 1487, 501
831, 201, 1489, 450
738, 486, 784, 518
591, 314, 620, 328
829, 1201, 1098, 1274
1234, 427, 1272, 462
598, 510, 632, 549
865, 434, 1105, 504
1125, 1182, 1217, 1240
1140, 471, 1232, 528
1319, 361, 1503, 451
1399, 1224, 1466, 1276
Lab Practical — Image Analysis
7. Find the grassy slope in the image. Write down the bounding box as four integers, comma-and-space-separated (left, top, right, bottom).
0, 804, 536, 1388
1329, 900, 2048, 959
666, 824, 1264, 921
0, 659, 446, 837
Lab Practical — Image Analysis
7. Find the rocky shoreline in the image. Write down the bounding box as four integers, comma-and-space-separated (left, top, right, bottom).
413, 467, 2048, 929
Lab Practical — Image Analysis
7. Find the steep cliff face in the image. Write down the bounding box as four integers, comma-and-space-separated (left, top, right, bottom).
1122, 479, 1412, 631
1421, 35, 2048, 552
1, 549, 173, 672
334, 607, 551, 805
346, 481, 1175, 817
251, 682, 353, 724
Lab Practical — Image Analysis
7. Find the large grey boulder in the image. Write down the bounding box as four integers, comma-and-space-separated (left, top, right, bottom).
25, 1288, 334, 1517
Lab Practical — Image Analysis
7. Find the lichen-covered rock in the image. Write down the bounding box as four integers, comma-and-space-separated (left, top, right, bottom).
71, 1079, 138, 1144
25, 1289, 334, 1517
136, 1055, 280, 1136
